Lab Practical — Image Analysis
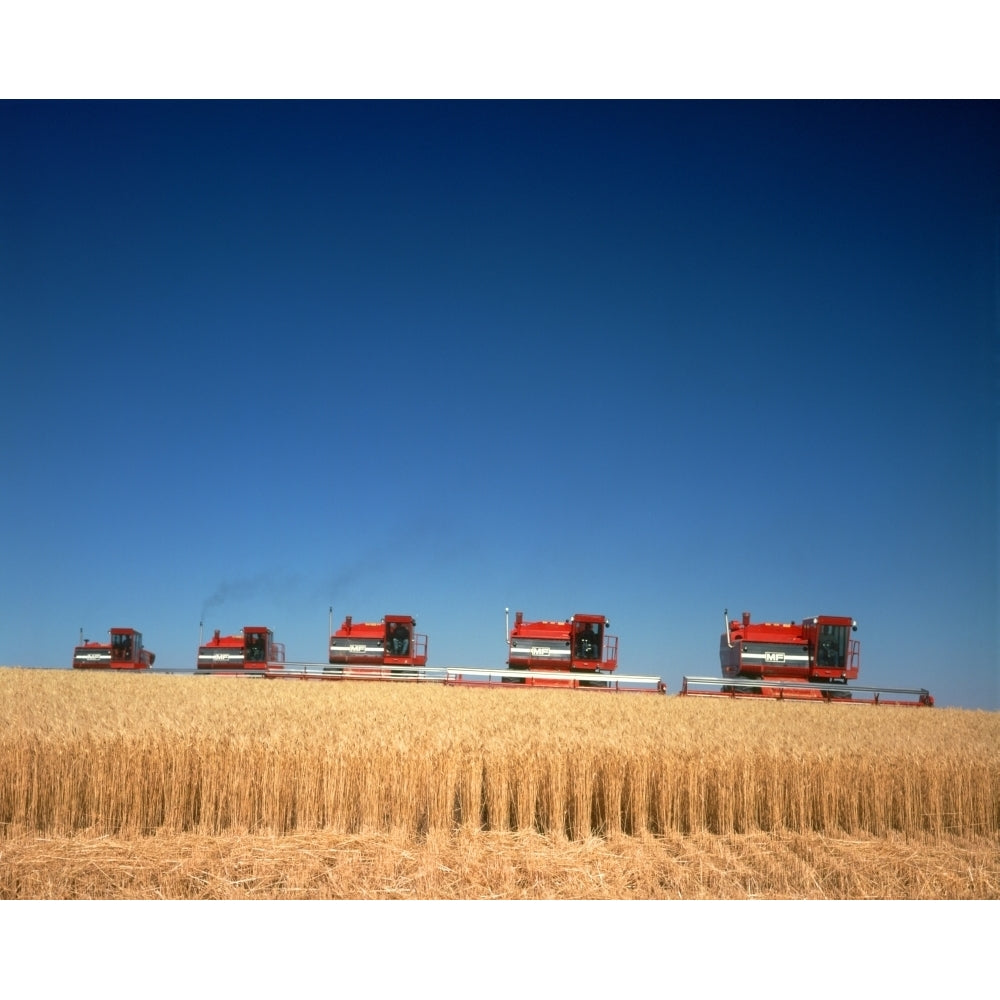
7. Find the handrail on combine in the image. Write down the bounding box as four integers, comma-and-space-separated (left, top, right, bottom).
680, 675, 933, 706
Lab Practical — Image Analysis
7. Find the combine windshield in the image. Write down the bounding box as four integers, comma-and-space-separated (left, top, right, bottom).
387, 622, 411, 656
816, 624, 848, 668
111, 632, 134, 661
245, 631, 268, 662
574, 621, 602, 661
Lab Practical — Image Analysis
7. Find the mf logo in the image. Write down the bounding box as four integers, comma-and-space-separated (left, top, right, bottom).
764, 651, 786, 663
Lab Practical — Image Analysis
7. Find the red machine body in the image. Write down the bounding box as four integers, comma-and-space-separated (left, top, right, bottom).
327, 614, 428, 674
721, 611, 860, 687
197, 626, 286, 672
506, 611, 619, 687
73, 627, 155, 670
680, 610, 933, 705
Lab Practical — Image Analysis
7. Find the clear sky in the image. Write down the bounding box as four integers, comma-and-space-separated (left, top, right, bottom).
2, 100, 997, 709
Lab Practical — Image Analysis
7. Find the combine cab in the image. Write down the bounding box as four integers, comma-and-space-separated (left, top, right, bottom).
197, 626, 286, 674
681, 610, 933, 706
327, 613, 429, 678
73, 627, 155, 670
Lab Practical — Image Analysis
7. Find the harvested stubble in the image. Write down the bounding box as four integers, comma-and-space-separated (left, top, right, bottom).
1, 668, 998, 841
3, 828, 998, 899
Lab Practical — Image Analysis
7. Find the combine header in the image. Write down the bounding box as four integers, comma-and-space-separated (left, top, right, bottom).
327, 612, 429, 678
680, 610, 933, 706
196, 626, 286, 675
73, 627, 155, 669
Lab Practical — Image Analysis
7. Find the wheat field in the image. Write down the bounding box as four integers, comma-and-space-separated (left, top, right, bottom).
1, 667, 998, 898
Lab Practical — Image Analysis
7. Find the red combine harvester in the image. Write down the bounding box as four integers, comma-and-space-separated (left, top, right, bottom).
680, 610, 933, 706
327, 613, 429, 678
508, 611, 617, 684
73, 627, 155, 670
196, 626, 286, 674
444, 610, 666, 692
182, 608, 664, 691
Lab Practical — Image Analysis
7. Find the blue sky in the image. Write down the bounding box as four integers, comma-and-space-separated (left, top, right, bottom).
2, 100, 997, 709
